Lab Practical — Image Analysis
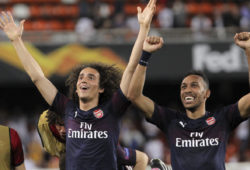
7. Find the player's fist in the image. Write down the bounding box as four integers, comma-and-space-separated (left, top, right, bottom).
143, 36, 164, 53
234, 32, 250, 50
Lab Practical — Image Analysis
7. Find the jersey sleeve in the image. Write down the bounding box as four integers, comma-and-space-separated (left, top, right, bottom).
146, 103, 178, 132
117, 145, 136, 166
10, 128, 24, 167
51, 92, 70, 116
111, 89, 131, 117
222, 103, 248, 130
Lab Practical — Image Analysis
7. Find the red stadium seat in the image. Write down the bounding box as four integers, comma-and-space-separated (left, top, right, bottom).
124, 4, 146, 16
186, 2, 200, 15
29, 5, 41, 17
31, 20, 47, 30
23, 20, 33, 30
64, 20, 75, 30
200, 2, 213, 15
49, 20, 63, 30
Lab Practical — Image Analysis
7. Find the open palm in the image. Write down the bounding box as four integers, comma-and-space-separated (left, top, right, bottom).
137, 0, 156, 27
0, 11, 24, 41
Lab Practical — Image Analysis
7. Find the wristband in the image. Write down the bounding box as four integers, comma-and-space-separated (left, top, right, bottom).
139, 50, 152, 66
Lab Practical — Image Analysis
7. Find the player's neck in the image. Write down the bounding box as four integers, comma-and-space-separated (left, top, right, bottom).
79, 97, 99, 111
186, 104, 206, 120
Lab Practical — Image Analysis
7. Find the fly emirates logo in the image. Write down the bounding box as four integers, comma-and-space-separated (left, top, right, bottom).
176, 132, 219, 147
68, 122, 108, 139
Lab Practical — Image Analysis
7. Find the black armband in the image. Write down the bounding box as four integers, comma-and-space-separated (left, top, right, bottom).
139, 50, 152, 66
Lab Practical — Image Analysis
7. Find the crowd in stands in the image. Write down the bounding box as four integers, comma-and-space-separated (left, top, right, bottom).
0, 0, 250, 31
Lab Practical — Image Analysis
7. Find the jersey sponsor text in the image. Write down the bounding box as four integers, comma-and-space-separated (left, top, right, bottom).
176, 131, 219, 147
68, 121, 108, 139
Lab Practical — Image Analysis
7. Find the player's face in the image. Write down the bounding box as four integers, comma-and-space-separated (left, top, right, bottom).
55, 121, 66, 140
180, 75, 209, 110
76, 67, 104, 102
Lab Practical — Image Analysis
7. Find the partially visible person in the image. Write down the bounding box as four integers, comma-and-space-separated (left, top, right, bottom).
38, 110, 148, 170
0, 125, 25, 170
37, 110, 65, 158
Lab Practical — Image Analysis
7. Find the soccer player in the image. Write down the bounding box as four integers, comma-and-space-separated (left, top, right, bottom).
0, 125, 25, 170
0, 0, 156, 168
127, 34, 250, 170
37, 110, 149, 170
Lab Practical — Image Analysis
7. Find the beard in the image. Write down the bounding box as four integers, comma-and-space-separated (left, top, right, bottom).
182, 98, 203, 112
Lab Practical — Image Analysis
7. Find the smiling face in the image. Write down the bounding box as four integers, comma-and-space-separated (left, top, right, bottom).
76, 67, 104, 103
180, 75, 210, 111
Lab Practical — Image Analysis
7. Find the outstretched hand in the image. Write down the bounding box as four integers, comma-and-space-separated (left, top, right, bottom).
234, 32, 250, 50
143, 36, 164, 53
0, 11, 25, 41
137, 0, 156, 28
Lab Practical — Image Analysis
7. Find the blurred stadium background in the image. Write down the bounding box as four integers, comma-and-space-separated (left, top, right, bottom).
0, 0, 250, 169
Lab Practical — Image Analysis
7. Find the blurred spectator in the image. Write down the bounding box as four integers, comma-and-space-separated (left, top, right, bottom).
172, 0, 187, 27
114, 0, 125, 14
75, 17, 96, 42
222, 3, 240, 27
213, 7, 226, 39
61, 0, 77, 4
113, 12, 126, 28
93, 2, 112, 29
144, 135, 165, 161
142, 120, 160, 138
12, 3, 30, 20
78, 0, 92, 18
190, 13, 212, 40
157, 3, 174, 28
126, 15, 140, 33
120, 118, 146, 149
236, 120, 250, 162
240, 2, 250, 30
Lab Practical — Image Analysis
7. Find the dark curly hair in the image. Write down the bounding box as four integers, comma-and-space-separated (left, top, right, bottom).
46, 110, 64, 125
65, 63, 122, 105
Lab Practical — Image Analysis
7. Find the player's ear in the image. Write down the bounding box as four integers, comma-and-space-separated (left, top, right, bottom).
205, 89, 211, 99
99, 88, 104, 94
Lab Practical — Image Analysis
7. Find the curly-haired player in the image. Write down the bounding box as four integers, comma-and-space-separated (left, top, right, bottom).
38, 110, 148, 170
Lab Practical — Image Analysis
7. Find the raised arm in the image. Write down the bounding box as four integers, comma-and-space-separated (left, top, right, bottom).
234, 32, 250, 118
0, 11, 57, 105
134, 150, 148, 170
128, 36, 163, 118
120, 0, 156, 95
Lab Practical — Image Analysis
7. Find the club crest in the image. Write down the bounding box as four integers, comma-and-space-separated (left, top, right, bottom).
93, 109, 104, 119
206, 117, 216, 125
